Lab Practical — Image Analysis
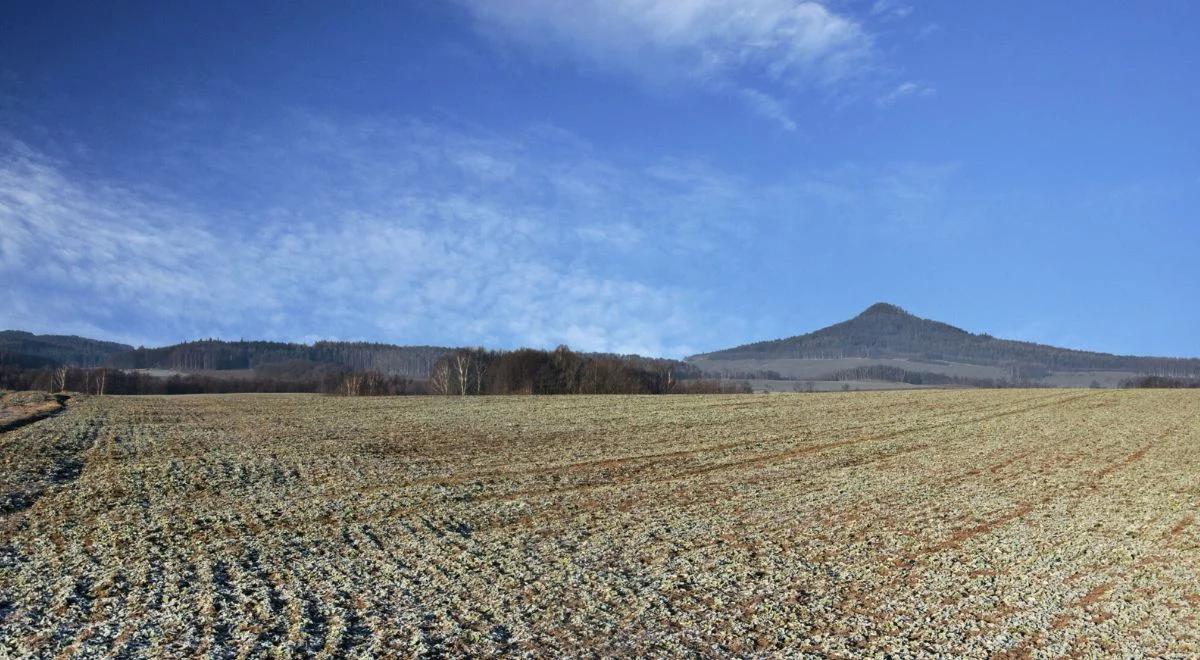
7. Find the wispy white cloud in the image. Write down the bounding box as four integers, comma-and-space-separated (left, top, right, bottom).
915, 23, 941, 40
739, 88, 799, 131
462, 0, 884, 127
0, 141, 249, 316
876, 80, 935, 107
0, 122, 746, 356
466, 0, 874, 83
870, 0, 913, 21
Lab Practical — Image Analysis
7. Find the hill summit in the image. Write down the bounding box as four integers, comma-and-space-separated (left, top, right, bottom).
856, 302, 911, 317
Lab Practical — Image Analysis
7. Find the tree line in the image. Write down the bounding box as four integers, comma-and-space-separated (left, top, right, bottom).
701, 368, 785, 381
1119, 375, 1200, 389
107, 340, 449, 379
1, 346, 750, 396
817, 364, 1029, 388
427, 346, 749, 395
0, 364, 417, 396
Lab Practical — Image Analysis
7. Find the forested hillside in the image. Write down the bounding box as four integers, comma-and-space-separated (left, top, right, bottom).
0, 332, 717, 393
693, 303, 1200, 376
0, 331, 133, 368
107, 340, 449, 378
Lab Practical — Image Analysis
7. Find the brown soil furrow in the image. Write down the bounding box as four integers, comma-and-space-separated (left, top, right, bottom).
1164, 514, 1196, 546
926, 422, 1184, 556
927, 499, 1044, 553
1050, 581, 1119, 631
678, 392, 1095, 480
403, 392, 1068, 488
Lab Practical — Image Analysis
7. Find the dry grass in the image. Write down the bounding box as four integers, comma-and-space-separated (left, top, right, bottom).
1, 389, 1198, 656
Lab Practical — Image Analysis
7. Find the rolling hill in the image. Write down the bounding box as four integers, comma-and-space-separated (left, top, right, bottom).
689, 303, 1200, 388
0, 333, 448, 379
106, 340, 452, 379
0, 331, 134, 368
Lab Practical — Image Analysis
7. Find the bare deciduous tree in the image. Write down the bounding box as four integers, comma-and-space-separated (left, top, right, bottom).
342, 373, 364, 396
452, 350, 472, 396
472, 351, 487, 395
429, 361, 451, 395
53, 365, 69, 392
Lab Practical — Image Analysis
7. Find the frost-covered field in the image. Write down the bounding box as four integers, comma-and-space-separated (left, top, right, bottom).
1, 390, 1198, 657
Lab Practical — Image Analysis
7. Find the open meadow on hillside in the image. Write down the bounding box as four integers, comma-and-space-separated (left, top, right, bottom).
2, 390, 1199, 656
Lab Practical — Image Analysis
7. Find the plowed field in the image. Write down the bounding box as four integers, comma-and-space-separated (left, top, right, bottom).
2, 390, 1198, 656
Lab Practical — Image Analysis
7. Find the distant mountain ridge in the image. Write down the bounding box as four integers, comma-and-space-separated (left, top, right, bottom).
691, 303, 1200, 376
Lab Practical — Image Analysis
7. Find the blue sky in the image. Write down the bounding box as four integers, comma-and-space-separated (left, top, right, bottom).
1, 1, 1197, 357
